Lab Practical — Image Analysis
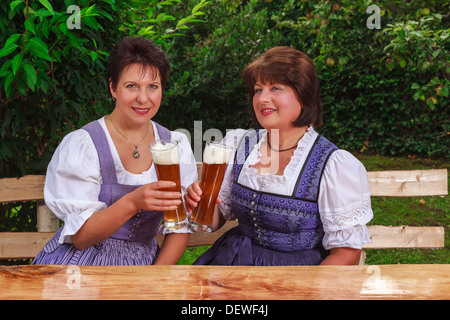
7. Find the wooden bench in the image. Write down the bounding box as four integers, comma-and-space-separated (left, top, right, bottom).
0, 165, 447, 263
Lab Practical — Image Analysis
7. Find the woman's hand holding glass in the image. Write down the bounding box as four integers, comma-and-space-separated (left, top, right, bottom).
127, 180, 183, 213
184, 181, 222, 215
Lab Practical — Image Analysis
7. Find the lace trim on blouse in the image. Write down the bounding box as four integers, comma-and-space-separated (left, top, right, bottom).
320, 193, 373, 233
217, 127, 373, 249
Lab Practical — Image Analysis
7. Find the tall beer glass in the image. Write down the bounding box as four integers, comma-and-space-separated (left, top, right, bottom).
190, 141, 233, 232
150, 139, 187, 229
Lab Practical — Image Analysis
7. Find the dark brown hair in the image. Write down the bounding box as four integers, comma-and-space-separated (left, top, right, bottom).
242, 46, 323, 128
107, 36, 170, 94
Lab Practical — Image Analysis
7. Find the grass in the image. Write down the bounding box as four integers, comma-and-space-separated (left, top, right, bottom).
360, 152, 449, 265
178, 152, 449, 265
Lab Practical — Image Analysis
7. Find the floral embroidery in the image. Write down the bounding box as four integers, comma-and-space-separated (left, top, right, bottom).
230, 131, 338, 252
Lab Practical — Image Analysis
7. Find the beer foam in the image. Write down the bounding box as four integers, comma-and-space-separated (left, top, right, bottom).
203, 142, 233, 164
151, 141, 180, 164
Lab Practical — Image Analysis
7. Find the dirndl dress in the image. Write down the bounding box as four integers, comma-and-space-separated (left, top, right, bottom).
194, 129, 339, 266
32, 120, 171, 265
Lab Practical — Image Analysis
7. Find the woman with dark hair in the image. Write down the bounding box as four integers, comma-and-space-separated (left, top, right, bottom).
185, 47, 373, 266
32, 36, 196, 265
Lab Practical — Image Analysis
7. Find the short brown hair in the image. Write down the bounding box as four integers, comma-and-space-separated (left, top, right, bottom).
107, 36, 170, 94
242, 46, 323, 128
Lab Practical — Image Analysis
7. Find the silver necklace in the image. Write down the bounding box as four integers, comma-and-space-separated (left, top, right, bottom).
108, 116, 149, 159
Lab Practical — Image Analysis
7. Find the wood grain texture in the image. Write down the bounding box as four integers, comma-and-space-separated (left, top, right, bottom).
364, 225, 445, 249
0, 175, 45, 202
0, 224, 445, 259
0, 232, 55, 259
367, 169, 447, 197
0, 264, 448, 300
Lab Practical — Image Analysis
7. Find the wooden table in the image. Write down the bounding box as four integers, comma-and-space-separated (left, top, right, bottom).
0, 264, 448, 300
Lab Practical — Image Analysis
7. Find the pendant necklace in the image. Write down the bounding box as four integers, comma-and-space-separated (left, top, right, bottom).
108, 115, 149, 159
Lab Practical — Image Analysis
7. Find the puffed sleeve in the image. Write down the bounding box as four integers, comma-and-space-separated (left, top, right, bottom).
318, 150, 373, 250
44, 129, 107, 244
217, 129, 248, 220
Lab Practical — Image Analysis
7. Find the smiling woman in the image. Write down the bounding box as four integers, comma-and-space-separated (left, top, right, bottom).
107, 64, 162, 163
184, 46, 374, 266
31, 36, 197, 266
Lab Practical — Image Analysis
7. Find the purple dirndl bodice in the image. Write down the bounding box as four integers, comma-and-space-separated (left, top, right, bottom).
32, 120, 171, 265
194, 129, 338, 266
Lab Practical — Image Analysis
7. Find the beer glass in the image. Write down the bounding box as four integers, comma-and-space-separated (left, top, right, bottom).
190, 141, 233, 232
150, 139, 187, 229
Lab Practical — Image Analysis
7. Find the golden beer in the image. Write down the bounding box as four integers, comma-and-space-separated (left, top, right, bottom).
190, 141, 233, 232
150, 139, 187, 229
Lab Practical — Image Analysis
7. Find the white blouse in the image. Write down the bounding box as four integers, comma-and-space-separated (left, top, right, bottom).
44, 117, 197, 244
218, 127, 373, 250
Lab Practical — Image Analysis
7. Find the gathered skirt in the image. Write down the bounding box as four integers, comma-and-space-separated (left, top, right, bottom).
194, 227, 328, 266
32, 228, 159, 266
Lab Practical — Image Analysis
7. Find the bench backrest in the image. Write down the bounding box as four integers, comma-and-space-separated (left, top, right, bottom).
0, 165, 447, 260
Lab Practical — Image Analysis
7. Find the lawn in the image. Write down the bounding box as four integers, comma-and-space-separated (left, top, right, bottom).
178, 152, 449, 265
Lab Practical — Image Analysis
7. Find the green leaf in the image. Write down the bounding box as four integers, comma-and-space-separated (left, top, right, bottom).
66, 32, 82, 50
12, 54, 23, 75
89, 51, 98, 61
176, 17, 189, 29
95, 8, 114, 21
38, 0, 54, 15
27, 37, 53, 61
59, 22, 68, 35
0, 60, 13, 77
192, 0, 210, 15
22, 63, 37, 91
17, 78, 27, 96
0, 42, 18, 58
40, 78, 48, 94
24, 18, 36, 34
10, 0, 23, 11
4, 73, 15, 98
430, 77, 440, 85
5, 34, 21, 47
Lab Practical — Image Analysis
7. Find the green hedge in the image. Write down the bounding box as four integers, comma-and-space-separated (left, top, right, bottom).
0, 0, 448, 257
157, 0, 449, 158
0, 0, 448, 179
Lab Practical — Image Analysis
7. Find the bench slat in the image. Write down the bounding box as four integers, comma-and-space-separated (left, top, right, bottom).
0, 224, 444, 260
0, 232, 54, 260
364, 225, 445, 249
1, 169, 447, 203
368, 169, 448, 197
0, 175, 45, 202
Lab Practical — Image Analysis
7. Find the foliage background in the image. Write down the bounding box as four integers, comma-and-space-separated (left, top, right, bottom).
0, 0, 448, 262
155, 0, 449, 158
1, 0, 448, 180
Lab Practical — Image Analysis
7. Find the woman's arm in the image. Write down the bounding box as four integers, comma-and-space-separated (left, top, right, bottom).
71, 180, 182, 250
320, 247, 361, 265
318, 150, 373, 266
154, 233, 190, 265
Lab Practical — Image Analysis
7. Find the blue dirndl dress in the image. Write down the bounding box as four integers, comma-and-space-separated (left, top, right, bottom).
32, 120, 171, 265
194, 129, 338, 266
